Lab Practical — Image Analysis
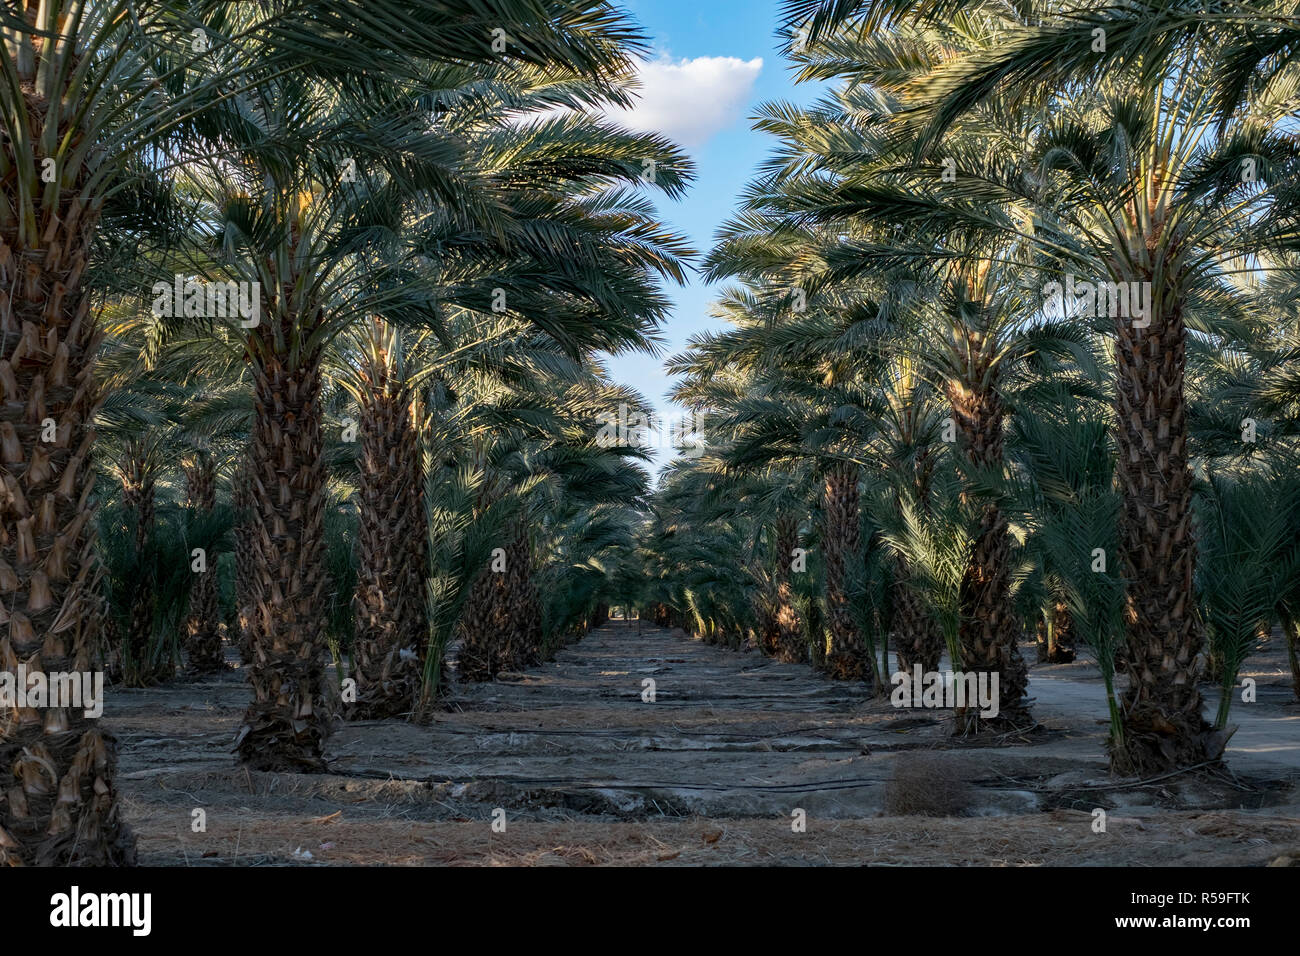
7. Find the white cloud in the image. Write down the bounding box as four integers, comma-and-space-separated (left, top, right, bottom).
609, 55, 763, 148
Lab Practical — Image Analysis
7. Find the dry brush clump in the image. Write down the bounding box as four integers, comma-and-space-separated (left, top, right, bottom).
883, 753, 975, 817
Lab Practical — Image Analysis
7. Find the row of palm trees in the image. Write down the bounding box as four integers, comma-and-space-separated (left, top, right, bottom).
6, 0, 1300, 870
1, 2, 689, 866
636, 0, 1300, 777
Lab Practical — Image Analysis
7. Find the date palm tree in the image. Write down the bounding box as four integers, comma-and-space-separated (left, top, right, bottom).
0, 0, 669, 866
178, 446, 224, 674
671, 289, 883, 682
181, 26, 689, 761
332, 318, 431, 718
639, 466, 762, 649
779, 0, 1291, 761
431, 330, 656, 681
703, 120, 1071, 722
321, 75, 691, 712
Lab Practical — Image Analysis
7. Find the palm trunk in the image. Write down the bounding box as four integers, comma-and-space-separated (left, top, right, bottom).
119, 448, 161, 686
458, 522, 541, 681
183, 453, 224, 675
1281, 608, 1300, 702
1045, 599, 1076, 663
237, 351, 330, 770
232, 455, 255, 666
1111, 301, 1216, 773
501, 529, 542, 669
0, 197, 135, 862
351, 374, 427, 719
457, 564, 509, 681
772, 515, 806, 663
949, 381, 1029, 729
893, 553, 943, 675
822, 461, 869, 682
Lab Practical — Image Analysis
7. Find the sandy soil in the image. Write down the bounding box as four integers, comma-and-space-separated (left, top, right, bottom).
108, 623, 1300, 866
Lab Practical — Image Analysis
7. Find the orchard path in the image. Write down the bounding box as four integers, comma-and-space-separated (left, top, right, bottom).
107, 621, 1300, 865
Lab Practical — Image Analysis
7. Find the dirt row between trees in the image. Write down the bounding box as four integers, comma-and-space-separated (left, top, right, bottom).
112, 622, 1300, 865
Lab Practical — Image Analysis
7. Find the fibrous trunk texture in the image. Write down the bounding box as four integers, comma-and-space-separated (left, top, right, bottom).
1037, 599, 1076, 664
893, 553, 942, 675
232, 454, 254, 666
237, 351, 330, 771
183, 453, 224, 675
458, 526, 540, 681
771, 515, 806, 663
822, 462, 869, 683
458, 563, 508, 681
118, 446, 164, 686
502, 530, 542, 667
949, 381, 1029, 730
1111, 301, 1216, 773
0, 181, 134, 862
1282, 609, 1300, 702
351, 368, 427, 720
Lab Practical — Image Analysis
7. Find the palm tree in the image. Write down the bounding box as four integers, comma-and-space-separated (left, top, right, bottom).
429, 326, 657, 681
783, 0, 1300, 133
335, 319, 430, 719
670, 289, 882, 681
182, 24, 688, 761
701, 100, 1066, 720
871, 355, 946, 677
179, 447, 224, 674
768, 512, 808, 663
819, 458, 870, 679
778, 0, 1292, 763
323, 79, 692, 709
535, 502, 642, 650
639, 467, 763, 650
1196, 265, 1300, 700
103, 433, 167, 685
0, 0, 669, 866
1196, 472, 1299, 729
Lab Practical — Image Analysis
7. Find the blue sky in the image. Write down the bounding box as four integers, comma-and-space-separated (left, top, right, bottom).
598, 0, 824, 470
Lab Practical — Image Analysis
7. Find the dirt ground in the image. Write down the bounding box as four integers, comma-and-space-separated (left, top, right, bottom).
109, 623, 1300, 866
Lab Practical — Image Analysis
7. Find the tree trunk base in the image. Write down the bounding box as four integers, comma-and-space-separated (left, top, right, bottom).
1039, 644, 1077, 664
350, 647, 421, 721
0, 728, 138, 866
236, 715, 329, 772
952, 705, 1036, 737
824, 648, 870, 684
237, 656, 330, 772
1109, 704, 1228, 776
185, 630, 228, 676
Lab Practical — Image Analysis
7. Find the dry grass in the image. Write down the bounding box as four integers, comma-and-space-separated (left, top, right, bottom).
127, 809, 1300, 866
884, 753, 974, 817
109, 627, 1300, 867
